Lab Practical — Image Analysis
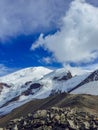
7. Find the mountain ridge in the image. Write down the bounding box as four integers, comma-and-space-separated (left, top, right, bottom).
0, 66, 98, 117
0, 93, 98, 128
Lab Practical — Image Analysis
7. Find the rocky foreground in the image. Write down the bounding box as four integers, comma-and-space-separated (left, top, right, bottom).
1, 107, 98, 130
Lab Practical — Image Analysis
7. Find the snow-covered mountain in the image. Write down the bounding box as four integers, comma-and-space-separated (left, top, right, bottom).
71, 81, 98, 95
0, 66, 98, 116
0, 66, 52, 86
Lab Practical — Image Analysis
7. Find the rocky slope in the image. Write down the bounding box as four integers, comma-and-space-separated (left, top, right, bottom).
0, 93, 98, 128
4, 107, 98, 130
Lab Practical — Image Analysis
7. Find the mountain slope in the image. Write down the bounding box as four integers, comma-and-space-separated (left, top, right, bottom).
0, 67, 74, 116
0, 67, 98, 117
0, 93, 98, 127
71, 81, 98, 95
68, 69, 98, 93
0, 67, 52, 110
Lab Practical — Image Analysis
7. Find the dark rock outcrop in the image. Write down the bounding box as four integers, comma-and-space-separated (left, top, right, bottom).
30, 83, 42, 89
0, 83, 11, 93
22, 83, 42, 96
53, 71, 72, 81
25, 81, 32, 86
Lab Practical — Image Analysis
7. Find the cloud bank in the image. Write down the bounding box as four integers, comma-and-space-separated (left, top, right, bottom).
31, 0, 98, 68
0, 0, 98, 75
0, 0, 70, 40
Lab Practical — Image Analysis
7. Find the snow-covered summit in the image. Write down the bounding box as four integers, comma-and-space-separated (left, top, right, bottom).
0, 66, 52, 86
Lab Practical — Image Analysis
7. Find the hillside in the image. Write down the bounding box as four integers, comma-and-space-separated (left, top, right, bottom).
0, 93, 98, 128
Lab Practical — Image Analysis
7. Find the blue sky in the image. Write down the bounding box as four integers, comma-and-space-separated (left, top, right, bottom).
0, 34, 62, 68
0, 0, 98, 76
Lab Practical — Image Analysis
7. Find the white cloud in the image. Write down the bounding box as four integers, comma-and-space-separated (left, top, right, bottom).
31, 0, 98, 68
37, 56, 55, 65
0, 64, 15, 76
40, 56, 56, 65
0, 0, 70, 40
42, 57, 52, 64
